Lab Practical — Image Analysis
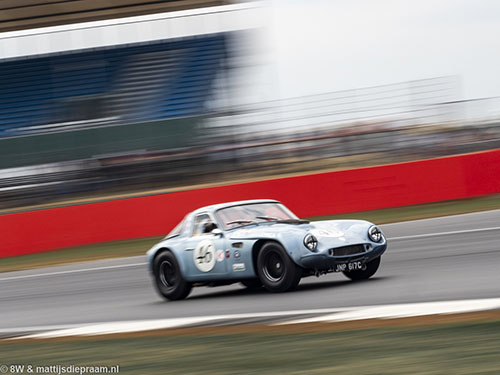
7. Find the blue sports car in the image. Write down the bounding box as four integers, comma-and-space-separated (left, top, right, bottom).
147, 199, 387, 300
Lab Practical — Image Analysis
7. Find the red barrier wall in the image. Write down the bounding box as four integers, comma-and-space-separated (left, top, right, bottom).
2, 149, 500, 258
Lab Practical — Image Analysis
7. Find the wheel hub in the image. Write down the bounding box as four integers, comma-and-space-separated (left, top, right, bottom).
263, 251, 285, 282
159, 260, 176, 288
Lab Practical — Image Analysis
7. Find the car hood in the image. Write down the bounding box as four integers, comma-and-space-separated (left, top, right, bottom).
228, 219, 373, 244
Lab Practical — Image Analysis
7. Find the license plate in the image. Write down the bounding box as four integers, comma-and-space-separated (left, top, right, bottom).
334, 261, 364, 272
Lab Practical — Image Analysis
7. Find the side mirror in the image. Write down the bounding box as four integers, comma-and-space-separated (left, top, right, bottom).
211, 228, 223, 237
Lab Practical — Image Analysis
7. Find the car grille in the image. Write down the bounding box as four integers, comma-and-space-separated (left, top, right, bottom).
329, 245, 366, 256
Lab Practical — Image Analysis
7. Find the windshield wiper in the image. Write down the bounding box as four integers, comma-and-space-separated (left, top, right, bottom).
276, 219, 310, 224
255, 216, 309, 224
255, 216, 280, 221
226, 219, 257, 226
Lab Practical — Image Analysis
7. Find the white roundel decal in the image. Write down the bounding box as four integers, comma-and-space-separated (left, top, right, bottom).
194, 240, 216, 272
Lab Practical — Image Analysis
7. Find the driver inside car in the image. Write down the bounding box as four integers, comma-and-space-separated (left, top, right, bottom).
202, 220, 218, 234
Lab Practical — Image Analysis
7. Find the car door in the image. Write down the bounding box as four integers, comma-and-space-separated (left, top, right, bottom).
183, 212, 229, 278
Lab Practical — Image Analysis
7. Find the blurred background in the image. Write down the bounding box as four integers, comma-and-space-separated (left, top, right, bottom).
1, 0, 500, 211
2, 4, 500, 372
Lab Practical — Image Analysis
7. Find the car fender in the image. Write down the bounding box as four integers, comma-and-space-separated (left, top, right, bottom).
230, 227, 310, 266
146, 239, 188, 276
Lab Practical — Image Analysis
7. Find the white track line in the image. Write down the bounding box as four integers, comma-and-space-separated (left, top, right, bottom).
0, 262, 147, 282
18, 318, 219, 339
277, 297, 500, 325
388, 226, 500, 241
2, 225, 500, 282
14, 297, 500, 339
15, 308, 355, 339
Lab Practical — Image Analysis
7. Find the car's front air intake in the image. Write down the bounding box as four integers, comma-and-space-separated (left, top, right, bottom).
329, 245, 366, 256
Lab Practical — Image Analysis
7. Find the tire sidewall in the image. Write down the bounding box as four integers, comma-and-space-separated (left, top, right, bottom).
153, 250, 191, 300
343, 256, 381, 281
256, 242, 301, 292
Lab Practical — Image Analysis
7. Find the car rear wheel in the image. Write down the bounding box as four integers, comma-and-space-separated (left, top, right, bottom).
153, 251, 192, 300
256, 242, 302, 292
343, 256, 381, 281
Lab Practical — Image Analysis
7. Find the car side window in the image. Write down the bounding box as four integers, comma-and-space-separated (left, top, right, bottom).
192, 213, 218, 237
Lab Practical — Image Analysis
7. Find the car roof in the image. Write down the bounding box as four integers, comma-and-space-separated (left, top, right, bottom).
192, 199, 280, 215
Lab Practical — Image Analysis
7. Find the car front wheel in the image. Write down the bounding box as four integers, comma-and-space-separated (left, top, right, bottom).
153, 251, 192, 301
343, 256, 381, 281
256, 242, 302, 292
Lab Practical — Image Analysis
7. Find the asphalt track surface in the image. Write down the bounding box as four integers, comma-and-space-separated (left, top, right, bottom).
1, 210, 499, 331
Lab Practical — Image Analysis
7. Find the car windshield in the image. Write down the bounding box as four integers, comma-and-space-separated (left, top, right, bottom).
165, 218, 185, 239
215, 202, 298, 230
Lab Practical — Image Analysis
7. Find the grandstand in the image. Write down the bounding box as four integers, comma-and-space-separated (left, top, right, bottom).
0, 33, 227, 134
0, 2, 261, 170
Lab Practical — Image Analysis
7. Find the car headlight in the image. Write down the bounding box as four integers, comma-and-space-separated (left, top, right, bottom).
304, 233, 318, 251
368, 226, 383, 242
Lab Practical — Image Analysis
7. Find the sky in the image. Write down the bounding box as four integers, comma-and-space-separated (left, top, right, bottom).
255, 0, 500, 101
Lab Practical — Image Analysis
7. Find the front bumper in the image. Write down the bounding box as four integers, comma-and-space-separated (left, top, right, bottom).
298, 243, 386, 270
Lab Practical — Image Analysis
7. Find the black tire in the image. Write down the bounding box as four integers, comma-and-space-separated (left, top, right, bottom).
256, 242, 302, 292
153, 250, 192, 301
343, 256, 381, 281
240, 278, 263, 290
